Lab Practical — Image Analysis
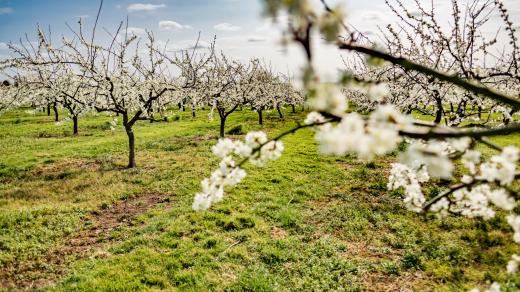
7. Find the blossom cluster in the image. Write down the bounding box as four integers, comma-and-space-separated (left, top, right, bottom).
193, 131, 284, 211
387, 162, 430, 212
389, 143, 520, 243
306, 87, 410, 160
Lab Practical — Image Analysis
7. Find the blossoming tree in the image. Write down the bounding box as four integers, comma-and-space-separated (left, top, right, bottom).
9, 20, 183, 167
347, 0, 520, 126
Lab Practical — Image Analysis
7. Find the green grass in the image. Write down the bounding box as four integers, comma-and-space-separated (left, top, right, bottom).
0, 107, 519, 291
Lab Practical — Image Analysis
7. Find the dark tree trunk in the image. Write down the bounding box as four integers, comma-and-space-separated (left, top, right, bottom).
219, 116, 226, 138
72, 116, 79, 135
434, 97, 443, 124
122, 113, 137, 168
126, 128, 136, 168
53, 102, 59, 122
258, 109, 263, 126
47, 104, 51, 116
192, 106, 196, 118
291, 104, 296, 113
125, 129, 136, 168
276, 105, 283, 118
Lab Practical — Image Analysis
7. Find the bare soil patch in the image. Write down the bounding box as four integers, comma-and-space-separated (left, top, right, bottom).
357, 271, 430, 292
271, 226, 288, 240
0, 192, 171, 290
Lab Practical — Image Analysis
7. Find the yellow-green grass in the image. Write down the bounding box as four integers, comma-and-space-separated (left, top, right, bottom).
0, 107, 519, 290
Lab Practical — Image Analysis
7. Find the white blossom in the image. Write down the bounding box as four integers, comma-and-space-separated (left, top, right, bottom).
308, 83, 348, 116
233, 141, 253, 157
304, 111, 326, 125
487, 188, 515, 211
451, 186, 496, 219
507, 215, 520, 244
212, 138, 236, 158
478, 147, 518, 186
367, 83, 389, 102
245, 131, 268, 148
430, 197, 449, 217
462, 150, 481, 174
507, 254, 520, 274
485, 282, 501, 292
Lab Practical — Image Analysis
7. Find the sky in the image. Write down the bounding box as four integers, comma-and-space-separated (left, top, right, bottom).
0, 0, 519, 79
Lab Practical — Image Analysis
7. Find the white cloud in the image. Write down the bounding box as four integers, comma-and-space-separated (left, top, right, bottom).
127, 3, 166, 12
247, 36, 268, 42
0, 42, 8, 50
0, 7, 13, 14
213, 22, 241, 32
159, 20, 192, 30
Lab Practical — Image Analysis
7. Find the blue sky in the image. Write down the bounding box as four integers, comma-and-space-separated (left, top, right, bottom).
1, 0, 519, 78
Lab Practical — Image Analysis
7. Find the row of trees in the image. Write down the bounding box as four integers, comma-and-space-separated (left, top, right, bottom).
345, 0, 519, 127
0, 21, 304, 168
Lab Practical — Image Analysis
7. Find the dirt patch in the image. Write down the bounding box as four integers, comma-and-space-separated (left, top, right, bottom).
339, 240, 403, 262
59, 192, 170, 253
271, 226, 288, 240
0, 192, 171, 290
357, 271, 429, 291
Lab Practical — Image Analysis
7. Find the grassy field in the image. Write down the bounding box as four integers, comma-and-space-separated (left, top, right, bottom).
0, 107, 519, 291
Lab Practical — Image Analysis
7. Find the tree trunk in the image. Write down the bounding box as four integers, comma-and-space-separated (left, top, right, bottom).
258, 109, 263, 126
53, 102, 59, 122
434, 97, 443, 124
276, 105, 283, 118
192, 106, 196, 118
291, 104, 296, 113
125, 125, 136, 168
72, 116, 78, 135
219, 116, 226, 138
47, 104, 51, 116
